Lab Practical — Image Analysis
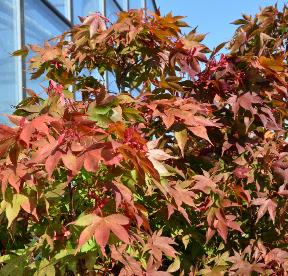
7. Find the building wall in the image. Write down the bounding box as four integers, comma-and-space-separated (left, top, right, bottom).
0, 0, 157, 122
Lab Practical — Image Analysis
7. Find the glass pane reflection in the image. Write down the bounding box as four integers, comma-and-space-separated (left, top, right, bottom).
146, 0, 156, 11
106, 0, 120, 22
0, 0, 21, 123
24, 0, 68, 94
48, 0, 70, 18
73, 0, 100, 24
129, 0, 143, 9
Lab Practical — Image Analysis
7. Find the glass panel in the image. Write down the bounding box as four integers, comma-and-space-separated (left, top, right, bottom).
24, 0, 68, 94
48, 0, 70, 18
129, 0, 142, 9
131, 89, 140, 97
107, 72, 118, 93
105, 0, 120, 22
73, 0, 100, 24
0, 0, 21, 123
113, 0, 124, 9
146, 0, 156, 11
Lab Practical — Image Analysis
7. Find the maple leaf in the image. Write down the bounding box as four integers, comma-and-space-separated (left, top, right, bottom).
233, 185, 251, 203
166, 182, 195, 222
4, 193, 38, 227
0, 125, 18, 158
19, 115, 55, 145
206, 208, 243, 243
82, 12, 108, 38
264, 248, 288, 266
73, 213, 130, 251
0, 164, 27, 193
258, 55, 286, 72
188, 125, 212, 144
192, 174, 224, 196
229, 92, 262, 117
112, 181, 132, 210
62, 150, 82, 175
111, 245, 143, 275
228, 251, 265, 275
229, 30, 247, 53
147, 139, 175, 176
31, 41, 63, 63
45, 150, 62, 177
119, 144, 160, 181
144, 230, 177, 262
252, 197, 277, 223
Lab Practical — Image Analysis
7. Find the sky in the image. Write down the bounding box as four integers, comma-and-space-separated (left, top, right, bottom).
156, 0, 286, 49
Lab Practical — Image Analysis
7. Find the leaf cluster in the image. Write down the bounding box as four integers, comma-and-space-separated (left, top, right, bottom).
1, 6, 288, 275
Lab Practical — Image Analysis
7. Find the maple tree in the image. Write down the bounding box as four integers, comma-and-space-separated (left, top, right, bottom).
0, 5, 288, 275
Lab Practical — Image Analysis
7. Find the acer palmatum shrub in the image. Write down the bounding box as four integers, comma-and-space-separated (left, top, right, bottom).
0, 6, 287, 275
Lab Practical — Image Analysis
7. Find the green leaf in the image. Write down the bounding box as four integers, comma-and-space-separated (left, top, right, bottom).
122, 107, 144, 122
231, 18, 247, 25
53, 249, 75, 260
62, 90, 74, 99
92, 105, 111, 115
89, 113, 112, 127
6, 194, 28, 228
12, 46, 29, 57
73, 214, 97, 226
34, 259, 55, 276
88, 104, 113, 127
45, 182, 67, 199
0, 255, 25, 276
30, 66, 46, 80
80, 239, 98, 253
85, 252, 98, 270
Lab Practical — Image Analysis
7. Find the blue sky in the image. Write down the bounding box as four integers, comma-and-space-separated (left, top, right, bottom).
156, 0, 286, 49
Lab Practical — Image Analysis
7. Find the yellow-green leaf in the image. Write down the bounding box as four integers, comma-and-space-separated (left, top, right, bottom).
167, 256, 180, 273
175, 129, 188, 157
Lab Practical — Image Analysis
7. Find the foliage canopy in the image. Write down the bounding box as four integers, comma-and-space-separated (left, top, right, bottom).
0, 5, 288, 275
